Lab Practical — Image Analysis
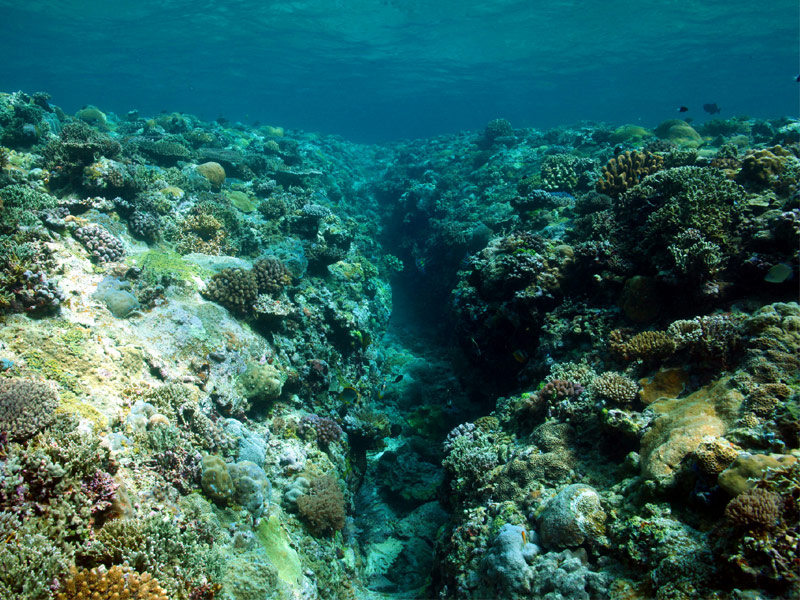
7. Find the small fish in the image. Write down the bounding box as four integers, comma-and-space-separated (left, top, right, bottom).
521, 529, 527, 544
392, 374, 404, 384
414, 257, 427, 274
459, 253, 472, 270
338, 386, 359, 404
512, 349, 529, 363
377, 380, 388, 400
470, 337, 482, 357
678, 106, 689, 113
703, 103, 721, 115
764, 262, 794, 283
796, 75, 800, 82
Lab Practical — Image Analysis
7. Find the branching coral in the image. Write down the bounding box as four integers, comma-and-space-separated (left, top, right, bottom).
596, 150, 664, 197
202, 268, 258, 314
296, 474, 346, 536
609, 329, 675, 362
253, 257, 292, 294
56, 565, 168, 600
589, 371, 639, 406
74, 224, 125, 263
0, 377, 59, 440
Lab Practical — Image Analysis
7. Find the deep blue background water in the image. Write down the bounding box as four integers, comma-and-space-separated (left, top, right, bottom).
1, 1, 797, 142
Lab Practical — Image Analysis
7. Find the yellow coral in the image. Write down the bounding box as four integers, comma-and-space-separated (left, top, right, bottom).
609, 329, 675, 361
596, 151, 663, 197
56, 565, 168, 600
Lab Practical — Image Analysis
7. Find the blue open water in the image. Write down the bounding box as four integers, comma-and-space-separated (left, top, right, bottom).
1, 0, 797, 142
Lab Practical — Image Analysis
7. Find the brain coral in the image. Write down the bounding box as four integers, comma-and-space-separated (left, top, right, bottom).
537, 483, 607, 549
0, 377, 59, 440
196, 161, 226, 189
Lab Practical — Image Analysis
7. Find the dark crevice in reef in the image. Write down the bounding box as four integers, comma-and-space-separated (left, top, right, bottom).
1, 93, 799, 600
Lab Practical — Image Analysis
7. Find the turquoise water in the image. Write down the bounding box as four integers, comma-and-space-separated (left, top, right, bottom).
2, 0, 797, 141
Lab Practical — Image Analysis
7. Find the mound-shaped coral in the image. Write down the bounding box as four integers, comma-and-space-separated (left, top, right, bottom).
195, 161, 226, 189
537, 484, 607, 549
724, 488, 783, 531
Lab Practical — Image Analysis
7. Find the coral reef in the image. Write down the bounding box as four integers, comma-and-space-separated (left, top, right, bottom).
0, 90, 797, 600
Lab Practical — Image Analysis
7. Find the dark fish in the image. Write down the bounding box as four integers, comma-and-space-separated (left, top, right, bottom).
338, 386, 359, 404
703, 103, 721, 115
678, 106, 689, 113
796, 75, 800, 82
459, 253, 472, 269
392, 374, 404, 383
414, 257, 427, 274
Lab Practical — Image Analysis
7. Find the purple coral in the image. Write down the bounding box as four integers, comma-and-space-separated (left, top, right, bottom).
74, 224, 125, 263
538, 379, 585, 404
